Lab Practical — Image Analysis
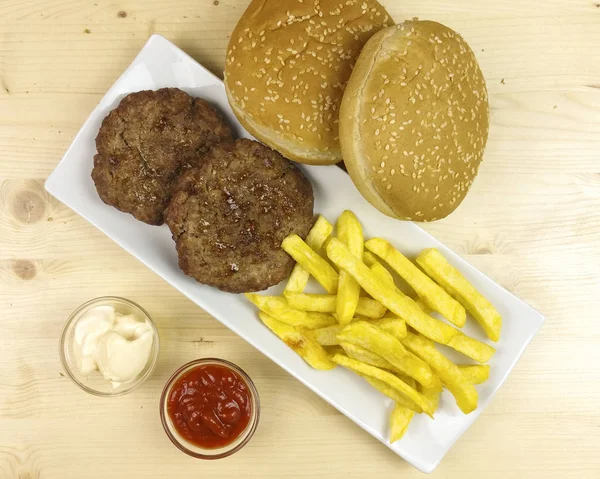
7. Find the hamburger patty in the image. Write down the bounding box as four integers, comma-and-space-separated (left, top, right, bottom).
92, 88, 233, 225
165, 139, 314, 293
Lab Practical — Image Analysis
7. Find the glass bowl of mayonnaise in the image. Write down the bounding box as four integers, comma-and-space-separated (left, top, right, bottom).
60, 296, 160, 397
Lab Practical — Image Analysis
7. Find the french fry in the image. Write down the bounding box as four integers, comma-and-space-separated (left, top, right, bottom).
338, 321, 438, 388
420, 383, 442, 413
337, 211, 364, 266
370, 262, 395, 287
447, 332, 495, 363
285, 293, 385, 319
311, 316, 406, 347
372, 264, 430, 317
337, 272, 361, 324
340, 341, 442, 389
245, 294, 336, 329
363, 251, 380, 267
245, 294, 305, 324
336, 211, 364, 325
341, 342, 440, 394
355, 298, 386, 319
415, 299, 432, 314
389, 404, 415, 443
259, 312, 336, 370
327, 238, 495, 362
337, 321, 409, 360
370, 262, 414, 332
395, 373, 418, 389
402, 332, 478, 414
341, 341, 395, 370
365, 376, 423, 413
458, 364, 491, 385
369, 317, 407, 340
303, 312, 338, 329
416, 248, 502, 341
311, 325, 343, 346
332, 353, 434, 417
365, 238, 466, 327
323, 345, 345, 358
285, 293, 337, 313
326, 238, 456, 343
283, 234, 339, 294
285, 215, 333, 294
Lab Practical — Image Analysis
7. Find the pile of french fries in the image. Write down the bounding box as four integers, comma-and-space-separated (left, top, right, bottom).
245, 211, 502, 443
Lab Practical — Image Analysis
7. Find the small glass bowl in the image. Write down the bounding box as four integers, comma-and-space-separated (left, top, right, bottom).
59, 296, 160, 397
160, 358, 260, 459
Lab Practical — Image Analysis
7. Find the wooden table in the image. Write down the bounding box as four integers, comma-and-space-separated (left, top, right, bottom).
1, 1, 599, 477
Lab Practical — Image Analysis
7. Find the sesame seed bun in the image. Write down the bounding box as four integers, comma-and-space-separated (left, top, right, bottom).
224, 0, 393, 165
340, 21, 490, 221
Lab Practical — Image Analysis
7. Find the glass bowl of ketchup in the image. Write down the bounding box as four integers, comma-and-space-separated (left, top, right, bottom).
160, 358, 260, 459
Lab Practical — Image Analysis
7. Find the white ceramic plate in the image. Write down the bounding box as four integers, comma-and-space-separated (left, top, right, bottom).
45, 35, 545, 473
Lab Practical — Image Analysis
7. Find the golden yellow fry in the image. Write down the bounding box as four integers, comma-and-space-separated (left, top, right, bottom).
369, 317, 407, 340
328, 238, 494, 362
304, 312, 338, 329
245, 294, 305, 323
322, 236, 333, 256
458, 364, 491, 385
379, 313, 402, 320
336, 211, 364, 325
311, 325, 343, 346
341, 341, 395, 370
323, 345, 345, 358
311, 316, 405, 347
245, 294, 335, 329
337, 270, 360, 325
332, 353, 434, 417
390, 404, 415, 443
419, 384, 442, 413
370, 262, 395, 288
415, 299, 432, 314
258, 312, 336, 370
285, 215, 333, 294
283, 234, 339, 294
417, 248, 502, 341
337, 211, 364, 258
402, 332, 478, 414
366, 238, 466, 327
341, 341, 440, 392
326, 238, 456, 344
338, 321, 408, 360
285, 293, 336, 312
338, 321, 437, 388
363, 251, 380, 267
395, 373, 417, 389
355, 298, 386, 319
364, 376, 422, 413
447, 332, 495, 363
285, 293, 386, 319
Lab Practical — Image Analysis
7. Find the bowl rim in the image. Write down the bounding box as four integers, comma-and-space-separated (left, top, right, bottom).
159, 358, 260, 459
59, 296, 160, 397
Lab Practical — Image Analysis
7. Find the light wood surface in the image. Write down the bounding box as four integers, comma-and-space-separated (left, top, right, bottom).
1, 1, 599, 478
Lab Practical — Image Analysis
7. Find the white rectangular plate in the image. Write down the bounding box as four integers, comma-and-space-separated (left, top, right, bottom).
45, 34, 545, 473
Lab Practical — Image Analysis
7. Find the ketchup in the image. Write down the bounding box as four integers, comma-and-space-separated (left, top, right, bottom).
166, 364, 252, 448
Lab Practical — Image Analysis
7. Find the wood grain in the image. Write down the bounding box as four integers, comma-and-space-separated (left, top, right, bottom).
0, 1, 599, 478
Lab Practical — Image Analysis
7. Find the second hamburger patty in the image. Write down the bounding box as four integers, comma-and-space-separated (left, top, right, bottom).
92, 88, 233, 225
165, 139, 314, 293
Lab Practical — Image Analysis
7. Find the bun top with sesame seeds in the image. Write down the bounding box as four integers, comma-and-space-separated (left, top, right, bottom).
339, 20, 490, 221
224, 0, 393, 165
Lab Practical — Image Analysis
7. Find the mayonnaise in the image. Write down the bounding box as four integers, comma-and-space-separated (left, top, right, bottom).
73, 305, 154, 388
